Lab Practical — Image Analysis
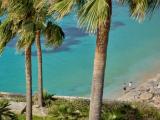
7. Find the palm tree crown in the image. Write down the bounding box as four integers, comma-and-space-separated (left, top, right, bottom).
50, 0, 111, 33
119, 0, 160, 22
0, 0, 64, 54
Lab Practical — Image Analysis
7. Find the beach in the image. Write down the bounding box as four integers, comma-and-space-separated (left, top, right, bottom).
118, 73, 160, 108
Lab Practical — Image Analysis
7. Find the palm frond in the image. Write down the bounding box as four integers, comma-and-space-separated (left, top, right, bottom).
118, 0, 160, 22
8, 0, 34, 22
0, 100, 17, 120
49, 0, 85, 20
1, 0, 9, 8
49, 0, 74, 19
44, 21, 64, 47
33, 0, 48, 29
0, 0, 7, 16
78, 0, 110, 33
0, 18, 14, 54
16, 20, 35, 50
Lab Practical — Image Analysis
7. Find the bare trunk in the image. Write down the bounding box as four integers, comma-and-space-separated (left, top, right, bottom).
35, 30, 43, 107
89, 1, 112, 120
25, 46, 32, 120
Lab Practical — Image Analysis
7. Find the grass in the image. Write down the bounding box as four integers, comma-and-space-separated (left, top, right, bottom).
1, 94, 160, 120
46, 99, 160, 120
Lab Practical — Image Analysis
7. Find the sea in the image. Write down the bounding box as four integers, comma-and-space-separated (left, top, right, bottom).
0, 3, 160, 99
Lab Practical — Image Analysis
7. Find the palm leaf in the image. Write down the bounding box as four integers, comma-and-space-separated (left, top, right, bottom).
8, 0, 34, 22
49, 0, 85, 20
0, 100, 17, 120
0, 18, 14, 54
78, 0, 110, 33
33, 0, 48, 29
119, 0, 160, 22
16, 20, 35, 50
44, 21, 64, 47
0, 0, 7, 16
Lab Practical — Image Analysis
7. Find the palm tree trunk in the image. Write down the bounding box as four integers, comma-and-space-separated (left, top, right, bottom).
25, 46, 32, 120
89, 1, 112, 120
35, 30, 43, 107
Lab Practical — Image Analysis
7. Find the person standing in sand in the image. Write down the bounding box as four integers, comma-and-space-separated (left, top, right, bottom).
129, 82, 132, 88
123, 83, 127, 93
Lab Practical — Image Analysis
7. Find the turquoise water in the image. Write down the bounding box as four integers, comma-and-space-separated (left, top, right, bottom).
0, 4, 160, 99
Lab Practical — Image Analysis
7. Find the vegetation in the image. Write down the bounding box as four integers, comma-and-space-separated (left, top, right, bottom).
33, 90, 55, 106
15, 99, 160, 120
33, 0, 64, 108
0, 100, 17, 120
119, 0, 160, 22
48, 99, 89, 120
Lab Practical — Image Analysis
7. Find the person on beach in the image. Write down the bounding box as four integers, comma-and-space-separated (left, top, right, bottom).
129, 82, 132, 88
157, 83, 160, 89
123, 83, 127, 93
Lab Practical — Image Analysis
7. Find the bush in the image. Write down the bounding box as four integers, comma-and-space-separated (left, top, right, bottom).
43, 90, 54, 106
102, 101, 160, 120
48, 99, 160, 120
131, 102, 160, 120
102, 101, 142, 120
48, 99, 89, 120
0, 100, 17, 120
33, 90, 54, 106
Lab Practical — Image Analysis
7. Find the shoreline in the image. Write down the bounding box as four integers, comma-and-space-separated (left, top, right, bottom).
1, 73, 160, 109
118, 73, 160, 108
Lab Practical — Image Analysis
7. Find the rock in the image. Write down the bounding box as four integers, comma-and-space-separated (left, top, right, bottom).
153, 89, 160, 96
146, 88, 150, 92
152, 96, 160, 105
139, 92, 153, 101
8, 102, 48, 117
8, 101, 26, 114
118, 75, 160, 109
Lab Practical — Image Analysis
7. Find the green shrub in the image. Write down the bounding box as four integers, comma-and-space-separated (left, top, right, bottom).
102, 102, 142, 120
0, 100, 17, 120
43, 90, 54, 106
48, 99, 89, 120
33, 90, 54, 106
131, 102, 160, 120
101, 101, 160, 120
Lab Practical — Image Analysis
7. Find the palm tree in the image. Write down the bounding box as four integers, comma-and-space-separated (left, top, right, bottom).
0, 1, 64, 119
33, 0, 65, 107
0, 1, 35, 120
35, 23, 64, 107
0, 20, 34, 120
50, 0, 112, 119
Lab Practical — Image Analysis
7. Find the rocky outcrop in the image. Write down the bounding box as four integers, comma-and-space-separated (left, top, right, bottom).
8, 102, 48, 116
8, 101, 26, 114
118, 74, 160, 108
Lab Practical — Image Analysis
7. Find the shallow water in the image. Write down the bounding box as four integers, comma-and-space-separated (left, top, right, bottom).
0, 4, 160, 99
